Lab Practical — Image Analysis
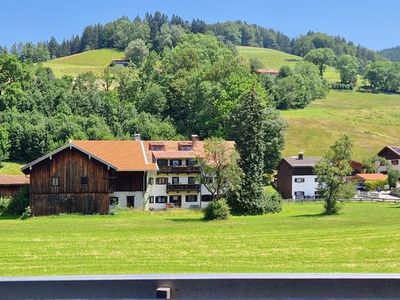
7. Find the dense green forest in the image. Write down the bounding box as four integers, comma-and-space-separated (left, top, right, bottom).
378, 45, 400, 61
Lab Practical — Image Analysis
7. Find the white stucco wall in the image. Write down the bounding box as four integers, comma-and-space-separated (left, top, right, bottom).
291, 175, 319, 199
110, 191, 145, 208
144, 172, 212, 210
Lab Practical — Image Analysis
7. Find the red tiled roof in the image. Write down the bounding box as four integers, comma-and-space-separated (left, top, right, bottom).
72, 140, 157, 171
353, 173, 387, 181
256, 68, 279, 74
0, 175, 29, 185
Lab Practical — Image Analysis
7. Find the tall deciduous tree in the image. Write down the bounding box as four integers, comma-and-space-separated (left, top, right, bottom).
304, 48, 336, 77
229, 88, 266, 215
315, 135, 354, 215
0, 126, 10, 167
336, 55, 358, 85
198, 137, 242, 201
124, 39, 149, 67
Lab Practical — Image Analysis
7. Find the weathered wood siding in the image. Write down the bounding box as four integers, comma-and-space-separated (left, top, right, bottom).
115, 172, 144, 191
276, 160, 293, 199
29, 148, 110, 216
0, 185, 25, 198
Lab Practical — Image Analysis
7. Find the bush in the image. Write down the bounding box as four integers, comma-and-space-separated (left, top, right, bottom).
20, 206, 31, 220
364, 179, 388, 191
203, 199, 230, 220
0, 186, 29, 216
262, 190, 282, 213
0, 197, 11, 215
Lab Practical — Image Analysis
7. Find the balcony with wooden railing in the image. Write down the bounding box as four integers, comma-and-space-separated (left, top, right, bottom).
167, 183, 200, 193
157, 165, 200, 174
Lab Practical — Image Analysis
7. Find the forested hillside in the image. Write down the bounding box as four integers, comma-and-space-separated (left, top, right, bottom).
1, 12, 379, 67
378, 45, 400, 61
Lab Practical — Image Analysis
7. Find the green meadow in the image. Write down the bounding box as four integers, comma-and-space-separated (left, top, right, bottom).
0, 202, 400, 276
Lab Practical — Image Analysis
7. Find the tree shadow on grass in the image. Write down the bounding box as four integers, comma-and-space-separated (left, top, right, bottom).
168, 217, 204, 223
0, 215, 20, 220
291, 212, 335, 218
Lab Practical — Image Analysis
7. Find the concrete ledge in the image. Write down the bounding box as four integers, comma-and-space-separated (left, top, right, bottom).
1, 273, 400, 299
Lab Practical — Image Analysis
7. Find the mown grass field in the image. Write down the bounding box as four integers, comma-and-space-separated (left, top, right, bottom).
43, 48, 124, 77
237, 45, 340, 83
282, 90, 400, 160
1, 202, 400, 276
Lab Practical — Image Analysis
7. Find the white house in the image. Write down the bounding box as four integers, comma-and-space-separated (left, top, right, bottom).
276, 153, 321, 200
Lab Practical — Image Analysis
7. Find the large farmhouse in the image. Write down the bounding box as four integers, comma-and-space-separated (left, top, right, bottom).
22, 135, 226, 216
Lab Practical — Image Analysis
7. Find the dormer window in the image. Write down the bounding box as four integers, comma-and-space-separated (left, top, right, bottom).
149, 143, 164, 151
179, 144, 193, 151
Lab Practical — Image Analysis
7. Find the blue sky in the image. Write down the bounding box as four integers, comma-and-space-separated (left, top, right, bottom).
1, 0, 399, 50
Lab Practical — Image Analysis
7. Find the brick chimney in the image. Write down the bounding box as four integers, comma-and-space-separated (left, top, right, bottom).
298, 151, 304, 160
134, 133, 141, 141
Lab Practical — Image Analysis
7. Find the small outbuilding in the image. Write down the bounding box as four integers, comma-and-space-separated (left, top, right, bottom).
0, 175, 29, 198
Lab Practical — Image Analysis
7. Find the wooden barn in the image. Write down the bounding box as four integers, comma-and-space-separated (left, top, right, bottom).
0, 175, 29, 198
21, 141, 156, 216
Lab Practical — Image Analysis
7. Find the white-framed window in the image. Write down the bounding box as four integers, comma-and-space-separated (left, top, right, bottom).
186, 195, 197, 202
155, 196, 167, 203
391, 159, 399, 165
172, 177, 179, 184
294, 191, 305, 196
51, 177, 60, 187
149, 196, 154, 203
156, 177, 168, 184
294, 177, 305, 183
188, 177, 196, 184
148, 177, 154, 185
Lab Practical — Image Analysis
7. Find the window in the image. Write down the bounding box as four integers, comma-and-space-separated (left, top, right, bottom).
110, 197, 119, 206
391, 159, 399, 165
149, 196, 154, 204
188, 177, 196, 184
179, 145, 193, 151
172, 177, 179, 184
148, 177, 154, 185
186, 195, 197, 202
155, 196, 167, 203
186, 158, 196, 166
169, 195, 182, 202
170, 159, 182, 166
157, 159, 168, 166
315, 177, 319, 182
294, 177, 305, 183
81, 176, 88, 185
201, 195, 213, 202
51, 177, 59, 187
294, 191, 305, 196
150, 145, 164, 151
156, 177, 168, 184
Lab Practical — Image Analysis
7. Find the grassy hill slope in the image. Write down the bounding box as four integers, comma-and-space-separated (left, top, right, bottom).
43, 49, 124, 77
282, 91, 400, 160
237, 46, 340, 83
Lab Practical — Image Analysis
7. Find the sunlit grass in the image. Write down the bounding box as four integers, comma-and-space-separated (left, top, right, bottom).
1, 202, 400, 276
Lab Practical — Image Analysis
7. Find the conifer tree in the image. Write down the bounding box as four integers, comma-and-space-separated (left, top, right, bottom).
229, 88, 266, 215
